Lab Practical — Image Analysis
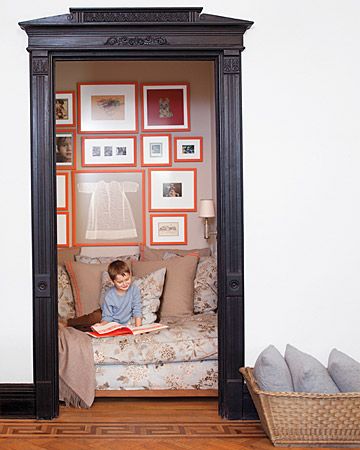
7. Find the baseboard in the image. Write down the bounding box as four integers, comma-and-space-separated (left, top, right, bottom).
0, 383, 36, 418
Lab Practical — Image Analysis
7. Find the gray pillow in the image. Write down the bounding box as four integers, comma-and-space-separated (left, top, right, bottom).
328, 348, 360, 392
253, 345, 294, 392
285, 344, 339, 394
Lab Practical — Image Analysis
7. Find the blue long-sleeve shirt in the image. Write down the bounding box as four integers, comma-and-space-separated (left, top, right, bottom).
101, 284, 141, 324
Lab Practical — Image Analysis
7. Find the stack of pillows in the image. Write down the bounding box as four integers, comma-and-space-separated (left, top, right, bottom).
253, 344, 360, 393
57, 245, 218, 325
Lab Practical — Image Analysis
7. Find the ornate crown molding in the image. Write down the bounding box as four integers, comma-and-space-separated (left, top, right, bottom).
84, 12, 190, 23
104, 35, 169, 46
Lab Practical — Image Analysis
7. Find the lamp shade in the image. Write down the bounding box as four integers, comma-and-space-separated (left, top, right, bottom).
199, 199, 215, 218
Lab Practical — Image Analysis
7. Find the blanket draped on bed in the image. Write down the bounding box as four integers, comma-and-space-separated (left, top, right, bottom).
58, 327, 95, 408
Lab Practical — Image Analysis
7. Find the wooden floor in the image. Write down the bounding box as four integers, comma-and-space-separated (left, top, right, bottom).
0, 398, 344, 449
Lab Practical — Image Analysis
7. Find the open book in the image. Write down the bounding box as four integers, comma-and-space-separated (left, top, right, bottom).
87, 322, 168, 338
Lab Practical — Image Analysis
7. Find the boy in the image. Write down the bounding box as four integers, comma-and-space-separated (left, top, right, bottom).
100, 260, 142, 327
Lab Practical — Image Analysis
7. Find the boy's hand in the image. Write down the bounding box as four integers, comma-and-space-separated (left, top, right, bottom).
135, 317, 142, 327
98, 321, 109, 325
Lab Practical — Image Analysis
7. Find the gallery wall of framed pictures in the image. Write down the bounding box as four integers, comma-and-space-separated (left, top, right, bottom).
55, 60, 216, 248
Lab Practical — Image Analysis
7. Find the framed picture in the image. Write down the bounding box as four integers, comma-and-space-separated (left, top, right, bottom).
150, 214, 187, 245
141, 83, 190, 132
140, 134, 171, 167
55, 91, 76, 127
81, 136, 137, 167
56, 129, 76, 170
57, 212, 70, 248
148, 168, 197, 212
72, 170, 145, 246
78, 82, 138, 134
174, 136, 203, 162
56, 172, 69, 211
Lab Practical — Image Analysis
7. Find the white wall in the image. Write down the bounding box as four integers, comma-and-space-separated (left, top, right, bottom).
1, 0, 359, 382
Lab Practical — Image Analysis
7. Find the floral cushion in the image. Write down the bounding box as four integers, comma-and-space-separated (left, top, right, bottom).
57, 265, 76, 320
99, 268, 167, 325
75, 254, 139, 264
91, 313, 217, 366
193, 256, 217, 314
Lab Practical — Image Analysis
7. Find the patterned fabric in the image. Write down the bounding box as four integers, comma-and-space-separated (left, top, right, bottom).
193, 256, 218, 314
91, 313, 217, 366
75, 254, 139, 264
57, 265, 76, 320
99, 268, 167, 324
95, 359, 218, 391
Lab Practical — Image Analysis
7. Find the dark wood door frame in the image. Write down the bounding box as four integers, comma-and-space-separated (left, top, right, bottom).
19, 7, 253, 420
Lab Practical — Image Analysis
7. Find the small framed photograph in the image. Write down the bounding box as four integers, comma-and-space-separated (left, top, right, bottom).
141, 134, 171, 166
56, 129, 76, 170
56, 172, 69, 211
72, 170, 145, 246
81, 136, 137, 167
56, 91, 76, 127
78, 82, 138, 134
148, 168, 197, 212
141, 83, 190, 132
174, 136, 203, 162
150, 214, 187, 245
57, 212, 70, 248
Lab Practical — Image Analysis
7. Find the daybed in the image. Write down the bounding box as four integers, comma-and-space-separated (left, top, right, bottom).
58, 246, 218, 396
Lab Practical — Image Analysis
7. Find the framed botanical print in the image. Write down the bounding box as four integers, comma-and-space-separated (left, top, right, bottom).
56, 172, 69, 211
81, 136, 137, 167
56, 129, 76, 170
56, 91, 76, 127
78, 82, 138, 133
140, 134, 171, 167
72, 170, 145, 246
148, 168, 197, 212
150, 214, 187, 245
174, 136, 203, 162
141, 83, 190, 132
57, 212, 70, 248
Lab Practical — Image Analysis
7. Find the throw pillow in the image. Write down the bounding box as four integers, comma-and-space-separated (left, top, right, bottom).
140, 245, 210, 261
99, 268, 167, 325
285, 344, 340, 393
131, 255, 199, 317
65, 261, 109, 316
193, 256, 218, 313
57, 265, 76, 320
75, 254, 139, 264
328, 348, 360, 392
253, 345, 294, 392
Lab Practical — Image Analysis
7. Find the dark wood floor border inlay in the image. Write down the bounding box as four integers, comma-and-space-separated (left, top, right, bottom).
0, 420, 265, 438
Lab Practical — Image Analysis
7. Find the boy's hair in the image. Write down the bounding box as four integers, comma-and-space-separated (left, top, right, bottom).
107, 260, 131, 281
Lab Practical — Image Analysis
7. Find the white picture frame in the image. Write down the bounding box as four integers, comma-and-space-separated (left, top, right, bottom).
141, 134, 171, 166
81, 136, 137, 167
56, 91, 75, 127
56, 172, 69, 211
150, 214, 187, 245
57, 212, 69, 247
174, 136, 203, 162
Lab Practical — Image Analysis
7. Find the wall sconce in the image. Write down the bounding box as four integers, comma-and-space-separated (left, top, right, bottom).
199, 199, 217, 240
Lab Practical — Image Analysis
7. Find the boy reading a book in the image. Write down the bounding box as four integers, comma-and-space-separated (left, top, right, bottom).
100, 260, 142, 327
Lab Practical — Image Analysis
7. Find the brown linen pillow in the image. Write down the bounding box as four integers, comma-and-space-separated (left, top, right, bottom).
65, 261, 110, 316
131, 255, 199, 317
57, 247, 81, 266
141, 245, 210, 261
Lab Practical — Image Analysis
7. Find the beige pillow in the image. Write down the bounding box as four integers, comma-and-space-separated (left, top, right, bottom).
132, 255, 199, 317
140, 245, 210, 261
57, 247, 81, 266
65, 261, 110, 316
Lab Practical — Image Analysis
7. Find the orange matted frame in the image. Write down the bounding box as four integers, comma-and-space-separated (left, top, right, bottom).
55, 128, 77, 170
140, 134, 172, 167
55, 90, 76, 128
148, 168, 197, 212
71, 169, 146, 247
56, 171, 69, 211
150, 213, 188, 245
140, 82, 191, 132
81, 135, 137, 167
57, 211, 70, 248
174, 136, 203, 162
77, 81, 139, 134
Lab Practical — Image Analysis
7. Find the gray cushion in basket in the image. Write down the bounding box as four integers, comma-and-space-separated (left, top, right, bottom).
328, 348, 360, 392
253, 345, 294, 392
285, 344, 339, 394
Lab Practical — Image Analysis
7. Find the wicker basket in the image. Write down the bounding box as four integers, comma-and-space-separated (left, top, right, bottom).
240, 367, 360, 448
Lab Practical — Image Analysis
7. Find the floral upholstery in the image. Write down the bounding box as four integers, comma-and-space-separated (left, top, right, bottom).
91, 313, 217, 366
57, 265, 75, 320
193, 256, 218, 313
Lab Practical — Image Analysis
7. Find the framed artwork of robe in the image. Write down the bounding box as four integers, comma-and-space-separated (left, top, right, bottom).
72, 170, 145, 246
